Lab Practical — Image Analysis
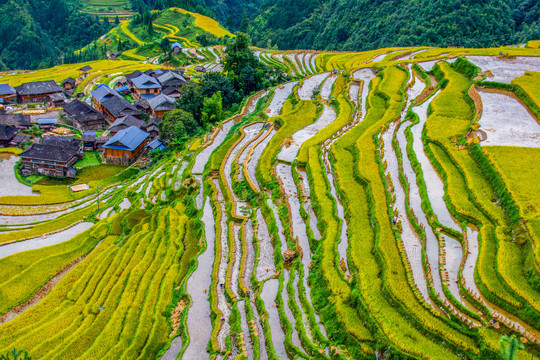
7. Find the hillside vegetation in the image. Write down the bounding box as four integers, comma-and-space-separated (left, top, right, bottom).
250, 0, 540, 51
0, 0, 111, 70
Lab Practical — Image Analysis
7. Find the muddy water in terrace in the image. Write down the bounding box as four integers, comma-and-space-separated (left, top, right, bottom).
477, 89, 540, 148
0, 222, 94, 259
256, 209, 275, 281
182, 199, 214, 360
261, 279, 287, 359
382, 124, 430, 302
397, 123, 445, 298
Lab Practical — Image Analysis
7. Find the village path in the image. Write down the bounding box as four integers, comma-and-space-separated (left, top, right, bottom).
0, 155, 37, 197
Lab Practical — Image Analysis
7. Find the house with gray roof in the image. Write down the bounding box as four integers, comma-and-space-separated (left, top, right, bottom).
0, 84, 16, 103
15, 80, 63, 103
108, 115, 145, 135
63, 100, 107, 131
0, 125, 19, 147
20, 136, 82, 177
0, 113, 31, 128
147, 93, 176, 117
101, 95, 141, 121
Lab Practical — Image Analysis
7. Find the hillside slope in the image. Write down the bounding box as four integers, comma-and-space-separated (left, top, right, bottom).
250, 0, 540, 50
0, 0, 110, 70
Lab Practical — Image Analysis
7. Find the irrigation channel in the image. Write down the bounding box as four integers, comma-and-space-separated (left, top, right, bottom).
2, 52, 540, 360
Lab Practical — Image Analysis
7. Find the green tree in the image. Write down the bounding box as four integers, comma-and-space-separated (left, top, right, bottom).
160, 37, 170, 54
114, 15, 120, 26
160, 110, 195, 143
201, 91, 223, 127
223, 32, 258, 75
176, 83, 204, 122
239, 10, 250, 33
201, 72, 238, 108
0, 348, 31, 360
499, 335, 524, 360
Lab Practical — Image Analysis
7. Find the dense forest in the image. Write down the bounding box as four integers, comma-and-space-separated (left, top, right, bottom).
249, 0, 540, 51
0, 0, 111, 70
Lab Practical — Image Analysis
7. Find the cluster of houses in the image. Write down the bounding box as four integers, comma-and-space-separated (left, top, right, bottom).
0, 66, 188, 178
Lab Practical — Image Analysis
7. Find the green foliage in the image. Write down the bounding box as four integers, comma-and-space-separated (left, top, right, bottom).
250, 0, 538, 51
201, 91, 223, 126
0, 0, 112, 70
0, 348, 31, 360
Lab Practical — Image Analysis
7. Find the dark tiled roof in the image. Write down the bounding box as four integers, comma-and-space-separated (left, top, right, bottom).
12, 134, 31, 144
63, 100, 105, 123
41, 136, 81, 149
134, 99, 150, 109
161, 86, 180, 96
62, 77, 76, 85
48, 93, 67, 102
0, 125, 18, 141
80, 65, 92, 72
16, 81, 63, 96
21, 136, 80, 162
82, 131, 96, 142
0, 84, 16, 96
125, 70, 143, 81
148, 94, 175, 111
109, 115, 144, 133
102, 126, 149, 151
157, 70, 187, 86
0, 114, 31, 127
102, 96, 141, 118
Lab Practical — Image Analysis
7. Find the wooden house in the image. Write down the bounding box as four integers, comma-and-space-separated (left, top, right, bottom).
63, 100, 108, 131
91, 85, 140, 121
20, 136, 82, 177
147, 94, 176, 117
0, 84, 16, 104
91, 85, 119, 113
131, 74, 161, 100
80, 65, 93, 79
171, 42, 182, 55
82, 131, 97, 151
0, 125, 19, 147
142, 116, 162, 140
101, 126, 149, 165
61, 78, 76, 92
101, 96, 141, 121
108, 115, 144, 136
15, 80, 63, 103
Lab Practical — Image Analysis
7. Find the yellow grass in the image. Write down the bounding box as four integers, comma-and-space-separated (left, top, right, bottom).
512, 71, 540, 115
120, 21, 145, 45
171, 8, 234, 38
0, 60, 167, 89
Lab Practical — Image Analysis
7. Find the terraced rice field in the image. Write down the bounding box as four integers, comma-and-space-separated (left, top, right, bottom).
1, 46, 540, 360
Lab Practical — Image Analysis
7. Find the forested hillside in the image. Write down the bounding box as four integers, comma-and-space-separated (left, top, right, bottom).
249, 0, 540, 51
0, 0, 110, 70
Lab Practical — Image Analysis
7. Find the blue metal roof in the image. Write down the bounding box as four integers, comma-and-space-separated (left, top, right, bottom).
131, 74, 161, 90
116, 85, 129, 92
146, 138, 165, 151
37, 118, 58, 125
102, 126, 149, 152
